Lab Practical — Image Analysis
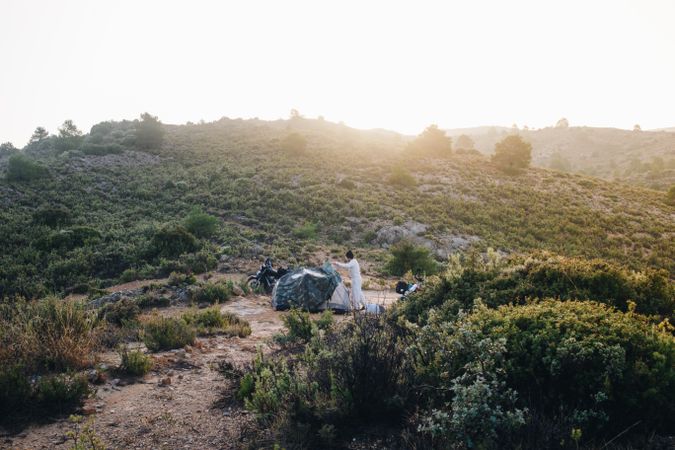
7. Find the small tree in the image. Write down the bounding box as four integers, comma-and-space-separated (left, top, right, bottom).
491, 135, 532, 174
454, 134, 476, 151
135, 113, 165, 150
633, 124, 642, 132
385, 240, 438, 276
555, 118, 569, 128
408, 125, 452, 157
0, 142, 17, 154
29, 127, 49, 144
280, 132, 307, 155
56, 120, 83, 152
58, 120, 82, 138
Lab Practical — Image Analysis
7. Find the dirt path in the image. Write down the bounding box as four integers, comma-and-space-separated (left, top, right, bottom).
4, 289, 397, 450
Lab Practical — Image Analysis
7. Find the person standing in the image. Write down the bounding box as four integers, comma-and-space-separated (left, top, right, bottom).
333, 250, 365, 309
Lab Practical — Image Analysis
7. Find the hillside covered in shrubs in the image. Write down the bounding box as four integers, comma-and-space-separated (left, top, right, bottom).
1, 115, 673, 448
0, 116, 673, 299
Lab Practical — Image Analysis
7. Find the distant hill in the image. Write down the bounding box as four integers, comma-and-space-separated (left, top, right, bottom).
446, 126, 675, 190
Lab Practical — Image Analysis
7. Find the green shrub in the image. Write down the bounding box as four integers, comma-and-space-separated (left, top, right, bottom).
189, 281, 233, 304
99, 298, 140, 325
118, 346, 153, 376
388, 166, 416, 187
0, 298, 96, 373
6, 153, 48, 181
385, 240, 438, 277
491, 134, 532, 174
245, 316, 414, 446
80, 142, 124, 156
136, 292, 171, 309
119, 267, 141, 283
314, 310, 334, 331
237, 372, 255, 401
179, 250, 218, 273
182, 307, 251, 337
402, 252, 675, 325
148, 224, 199, 259
168, 271, 197, 286
0, 364, 32, 417
452, 301, 675, 442
142, 316, 195, 352
184, 208, 219, 238
292, 221, 318, 240
35, 373, 90, 413
277, 309, 314, 344
32, 206, 72, 227
664, 185, 675, 206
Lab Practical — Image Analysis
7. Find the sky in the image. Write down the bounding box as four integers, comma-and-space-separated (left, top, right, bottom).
1, 0, 674, 146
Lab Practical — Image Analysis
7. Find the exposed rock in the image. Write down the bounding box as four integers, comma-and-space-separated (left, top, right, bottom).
375, 220, 480, 259
232, 285, 244, 297
87, 289, 144, 309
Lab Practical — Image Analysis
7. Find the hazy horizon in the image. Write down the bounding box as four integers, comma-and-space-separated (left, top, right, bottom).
2, 0, 675, 146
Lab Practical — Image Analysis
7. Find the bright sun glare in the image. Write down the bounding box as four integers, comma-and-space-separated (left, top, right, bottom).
1, 0, 675, 145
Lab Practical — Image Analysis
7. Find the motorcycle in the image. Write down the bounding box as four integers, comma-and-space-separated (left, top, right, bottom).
395, 272, 424, 300
247, 258, 288, 294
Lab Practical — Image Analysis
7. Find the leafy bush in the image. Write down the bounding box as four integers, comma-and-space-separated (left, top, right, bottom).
292, 221, 318, 240
388, 166, 416, 187
450, 301, 675, 443
118, 346, 153, 376
244, 316, 414, 446
136, 291, 171, 309
147, 224, 199, 259
80, 142, 124, 156
32, 206, 72, 227
179, 250, 218, 273
189, 281, 233, 304
399, 252, 674, 324
277, 309, 314, 343
0, 298, 96, 373
6, 153, 48, 181
142, 316, 195, 352
184, 208, 219, 238
34, 373, 90, 413
0, 364, 32, 417
167, 271, 197, 286
385, 240, 438, 276
182, 307, 251, 337
99, 298, 140, 325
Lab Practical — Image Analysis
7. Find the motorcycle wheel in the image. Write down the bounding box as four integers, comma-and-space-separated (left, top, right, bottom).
247, 275, 261, 291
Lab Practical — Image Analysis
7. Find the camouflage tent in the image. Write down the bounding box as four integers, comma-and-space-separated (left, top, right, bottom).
271, 262, 352, 312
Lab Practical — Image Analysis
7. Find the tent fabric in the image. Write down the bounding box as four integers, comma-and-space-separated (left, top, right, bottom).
272, 262, 353, 312
327, 282, 352, 311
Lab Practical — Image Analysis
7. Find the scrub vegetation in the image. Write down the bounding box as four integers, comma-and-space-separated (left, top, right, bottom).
0, 115, 673, 447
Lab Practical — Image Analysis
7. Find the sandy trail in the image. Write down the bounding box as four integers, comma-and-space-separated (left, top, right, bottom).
4, 289, 397, 450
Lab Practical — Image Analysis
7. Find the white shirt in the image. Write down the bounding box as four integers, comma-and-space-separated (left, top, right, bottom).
335, 258, 362, 284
